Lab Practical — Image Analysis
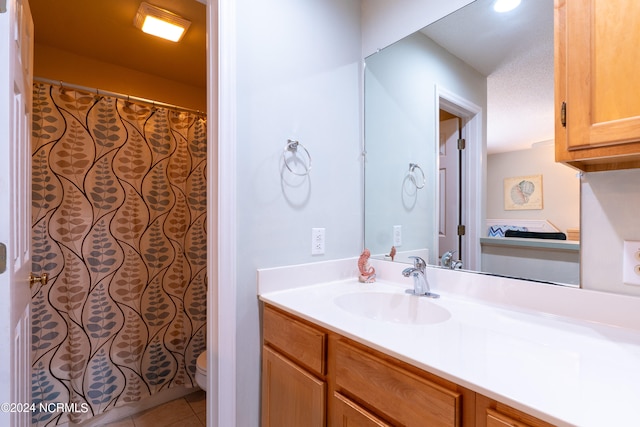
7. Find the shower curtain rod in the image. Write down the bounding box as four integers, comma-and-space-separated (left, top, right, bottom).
34, 77, 206, 117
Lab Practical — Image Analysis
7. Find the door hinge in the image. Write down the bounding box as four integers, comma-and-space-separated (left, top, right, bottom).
457, 138, 466, 150
457, 225, 466, 236
561, 102, 566, 127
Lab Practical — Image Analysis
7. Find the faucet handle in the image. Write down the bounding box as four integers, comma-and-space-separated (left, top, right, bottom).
408, 256, 426, 271
441, 251, 463, 269
440, 250, 455, 268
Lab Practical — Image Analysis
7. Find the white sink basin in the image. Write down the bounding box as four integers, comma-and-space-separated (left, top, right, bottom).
333, 291, 451, 325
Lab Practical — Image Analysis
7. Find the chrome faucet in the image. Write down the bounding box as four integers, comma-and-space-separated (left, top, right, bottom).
402, 256, 439, 298
440, 250, 463, 270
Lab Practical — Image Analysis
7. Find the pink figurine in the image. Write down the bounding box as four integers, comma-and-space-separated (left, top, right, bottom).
358, 249, 376, 283
389, 246, 396, 261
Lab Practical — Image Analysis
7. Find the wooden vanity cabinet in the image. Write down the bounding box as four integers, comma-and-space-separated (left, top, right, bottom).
555, 0, 640, 171
261, 304, 556, 427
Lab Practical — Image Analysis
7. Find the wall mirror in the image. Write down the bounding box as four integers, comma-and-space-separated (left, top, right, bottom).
364, 0, 582, 286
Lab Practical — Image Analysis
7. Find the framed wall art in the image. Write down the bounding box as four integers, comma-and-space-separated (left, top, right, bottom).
504, 174, 543, 210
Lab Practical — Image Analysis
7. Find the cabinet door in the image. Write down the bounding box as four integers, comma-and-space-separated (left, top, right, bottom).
262, 346, 326, 427
332, 392, 393, 427
555, 0, 640, 170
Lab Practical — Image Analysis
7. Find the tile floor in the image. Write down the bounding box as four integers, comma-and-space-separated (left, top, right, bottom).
100, 391, 206, 427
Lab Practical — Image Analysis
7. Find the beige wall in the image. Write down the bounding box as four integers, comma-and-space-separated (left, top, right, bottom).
34, 44, 206, 112
486, 141, 580, 234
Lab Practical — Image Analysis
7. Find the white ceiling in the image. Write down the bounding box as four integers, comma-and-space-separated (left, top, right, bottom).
421, 0, 554, 154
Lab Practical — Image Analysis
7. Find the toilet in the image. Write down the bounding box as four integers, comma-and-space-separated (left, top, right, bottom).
195, 351, 207, 391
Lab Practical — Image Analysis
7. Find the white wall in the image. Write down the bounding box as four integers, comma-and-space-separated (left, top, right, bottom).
582, 169, 640, 296
223, 2, 640, 424
486, 142, 580, 234
227, 2, 486, 424
365, 32, 486, 264
234, 1, 362, 424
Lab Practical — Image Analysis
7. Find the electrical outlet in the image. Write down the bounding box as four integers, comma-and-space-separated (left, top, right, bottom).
623, 240, 640, 286
393, 225, 402, 246
312, 228, 325, 255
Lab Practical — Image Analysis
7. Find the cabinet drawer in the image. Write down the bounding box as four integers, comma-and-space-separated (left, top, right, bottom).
487, 409, 529, 427
478, 394, 556, 427
335, 339, 461, 427
263, 305, 326, 375
486, 408, 547, 427
333, 391, 393, 427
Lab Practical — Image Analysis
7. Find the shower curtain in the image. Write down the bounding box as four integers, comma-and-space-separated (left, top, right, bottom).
30, 83, 207, 426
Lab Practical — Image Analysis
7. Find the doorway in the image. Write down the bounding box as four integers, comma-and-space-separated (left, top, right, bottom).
438, 109, 463, 261
25, 0, 216, 425
436, 87, 483, 272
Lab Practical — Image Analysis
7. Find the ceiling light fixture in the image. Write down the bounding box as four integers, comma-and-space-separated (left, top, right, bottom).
134, 2, 191, 42
493, 0, 521, 13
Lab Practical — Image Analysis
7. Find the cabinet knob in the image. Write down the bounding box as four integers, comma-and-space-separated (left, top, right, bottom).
29, 272, 49, 287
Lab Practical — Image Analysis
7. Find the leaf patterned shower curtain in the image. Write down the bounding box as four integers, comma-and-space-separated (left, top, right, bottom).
30, 83, 207, 426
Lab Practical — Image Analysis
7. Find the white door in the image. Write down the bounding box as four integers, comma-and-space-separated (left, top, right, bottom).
438, 117, 460, 260
0, 0, 34, 426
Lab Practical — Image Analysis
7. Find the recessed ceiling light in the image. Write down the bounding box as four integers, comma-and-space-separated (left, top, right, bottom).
133, 2, 191, 42
493, 0, 521, 13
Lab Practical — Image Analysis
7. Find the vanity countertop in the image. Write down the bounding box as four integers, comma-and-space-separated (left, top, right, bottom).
259, 274, 640, 427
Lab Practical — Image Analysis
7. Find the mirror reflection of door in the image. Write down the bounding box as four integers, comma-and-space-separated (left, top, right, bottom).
438, 110, 462, 261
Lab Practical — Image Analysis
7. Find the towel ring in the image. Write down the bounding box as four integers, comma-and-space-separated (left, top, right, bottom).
283, 139, 312, 176
408, 163, 425, 189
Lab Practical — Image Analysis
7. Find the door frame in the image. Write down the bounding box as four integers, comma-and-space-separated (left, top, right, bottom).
211, 0, 237, 426
435, 86, 483, 271
2, 0, 228, 425
199, 0, 235, 426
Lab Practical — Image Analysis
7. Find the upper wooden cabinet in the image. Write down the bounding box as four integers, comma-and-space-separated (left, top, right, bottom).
555, 0, 640, 171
